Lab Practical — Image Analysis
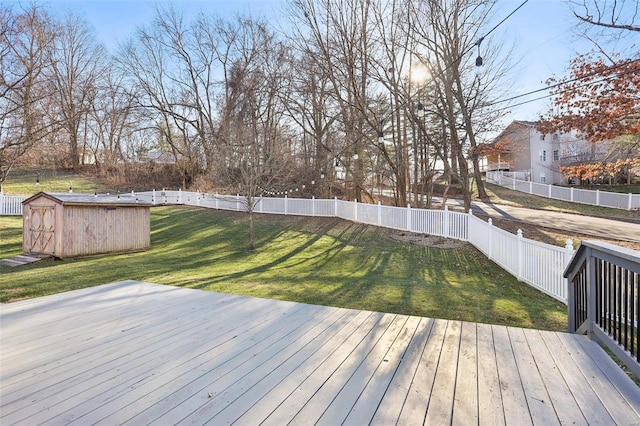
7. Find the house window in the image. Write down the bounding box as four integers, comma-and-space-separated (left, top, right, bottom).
539, 150, 546, 162
553, 150, 559, 161
540, 172, 546, 183
552, 134, 559, 141
539, 134, 545, 141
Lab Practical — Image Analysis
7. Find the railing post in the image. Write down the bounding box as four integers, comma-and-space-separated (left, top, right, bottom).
284, 195, 288, 215
587, 247, 597, 338
517, 229, 524, 281
407, 204, 411, 231
377, 201, 382, 226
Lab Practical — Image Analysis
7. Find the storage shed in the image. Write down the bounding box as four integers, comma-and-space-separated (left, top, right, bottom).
22, 192, 152, 259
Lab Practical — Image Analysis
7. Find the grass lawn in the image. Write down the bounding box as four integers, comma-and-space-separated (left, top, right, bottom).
2, 168, 118, 196
0, 206, 567, 331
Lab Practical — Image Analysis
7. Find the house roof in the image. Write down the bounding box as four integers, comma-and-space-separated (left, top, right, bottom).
22, 192, 152, 207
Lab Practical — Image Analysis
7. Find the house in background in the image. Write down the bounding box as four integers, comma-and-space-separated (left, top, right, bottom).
480, 120, 605, 184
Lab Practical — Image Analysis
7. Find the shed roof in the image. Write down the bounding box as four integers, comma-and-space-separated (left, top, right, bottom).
22, 192, 152, 207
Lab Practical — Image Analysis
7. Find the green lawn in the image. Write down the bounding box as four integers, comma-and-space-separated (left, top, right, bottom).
2, 168, 117, 196
0, 206, 567, 331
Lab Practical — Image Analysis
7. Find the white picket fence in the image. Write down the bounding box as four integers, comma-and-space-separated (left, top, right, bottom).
0, 193, 26, 216
134, 190, 574, 304
487, 171, 640, 210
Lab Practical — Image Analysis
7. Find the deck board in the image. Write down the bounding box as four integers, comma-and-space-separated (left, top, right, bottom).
1, 281, 639, 425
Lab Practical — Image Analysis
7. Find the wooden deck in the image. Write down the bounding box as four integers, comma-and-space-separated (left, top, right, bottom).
1, 281, 639, 425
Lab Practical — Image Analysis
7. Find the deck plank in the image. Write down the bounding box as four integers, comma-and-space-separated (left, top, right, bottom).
452, 321, 478, 425
508, 327, 558, 425
369, 317, 435, 425
1, 281, 639, 426
523, 329, 587, 425
492, 325, 533, 425
396, 318, 448, 426
476, 323, 505, 426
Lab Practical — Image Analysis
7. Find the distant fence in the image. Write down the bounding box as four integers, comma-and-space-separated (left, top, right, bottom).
0, 193, 26, 216
486, 171, 640, 211
134, 190, 574, 304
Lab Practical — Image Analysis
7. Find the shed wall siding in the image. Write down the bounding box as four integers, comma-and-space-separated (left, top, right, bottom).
62, 206, 150, 258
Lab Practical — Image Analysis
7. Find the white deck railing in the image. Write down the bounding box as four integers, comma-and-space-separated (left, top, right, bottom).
134, 189, 575, 304
487, 171, 640, 210
0, 193, 27, 216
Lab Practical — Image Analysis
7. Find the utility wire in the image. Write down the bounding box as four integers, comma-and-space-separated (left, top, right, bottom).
488, 66, 640, 114
485, 57, 640, 107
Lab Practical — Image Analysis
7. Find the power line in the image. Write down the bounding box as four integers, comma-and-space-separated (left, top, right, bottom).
489, 65, 640, 114
485, 57, 640, 107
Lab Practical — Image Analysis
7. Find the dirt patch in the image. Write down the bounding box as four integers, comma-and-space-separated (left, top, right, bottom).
388, 231, 469, 249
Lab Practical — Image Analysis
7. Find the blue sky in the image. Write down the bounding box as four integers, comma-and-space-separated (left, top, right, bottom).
42, 0, 630, 125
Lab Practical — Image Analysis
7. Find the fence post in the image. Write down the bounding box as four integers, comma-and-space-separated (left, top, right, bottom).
0, 192, 4, 215
407, 204, 411, 231
488, 218, 493, 259
629, 193, 634, 211
443, 205, 449, 238
215, 193, 219, 209
596, 189, 600, 206
570, 187, 574, 202
334, 196, 338, 217
548, 184, 552, 198
312, 196, 315, 217
152, 189, 156, 205
354, 199, 358, 222
512, 177, 516, 190
197, 192, 201, 206
258, 196, 262, 213
529, 181, 533, 194
377, 201, 382, 226
517, 229, 524, 281
284, 195, 288, 215
179, 188, 183, 204
236, 193, 240, 211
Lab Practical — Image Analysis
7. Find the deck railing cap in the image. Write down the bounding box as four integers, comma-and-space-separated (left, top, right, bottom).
564, 239, 640, 278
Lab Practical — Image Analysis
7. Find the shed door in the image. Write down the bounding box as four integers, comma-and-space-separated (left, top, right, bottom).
28, 205, 55, 254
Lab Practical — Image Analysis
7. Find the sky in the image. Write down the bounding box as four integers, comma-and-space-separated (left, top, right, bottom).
40, 0, 636, 127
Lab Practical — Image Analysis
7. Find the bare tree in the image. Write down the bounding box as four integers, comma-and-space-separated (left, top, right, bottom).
215, 17, 293, 250
568, 0, 640, 32
0, 4, 56, 190
408, 0, 501, 209
48, 12, 105, 169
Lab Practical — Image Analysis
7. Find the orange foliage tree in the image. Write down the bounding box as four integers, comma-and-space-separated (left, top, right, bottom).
561, 158, 640, 185
538, 55, 640, 143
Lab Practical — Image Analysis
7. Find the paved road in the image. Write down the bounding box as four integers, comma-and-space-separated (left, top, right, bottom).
436, 198, 640, 243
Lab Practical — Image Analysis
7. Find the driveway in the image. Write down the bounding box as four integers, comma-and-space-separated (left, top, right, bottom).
437, 198, 640, 244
